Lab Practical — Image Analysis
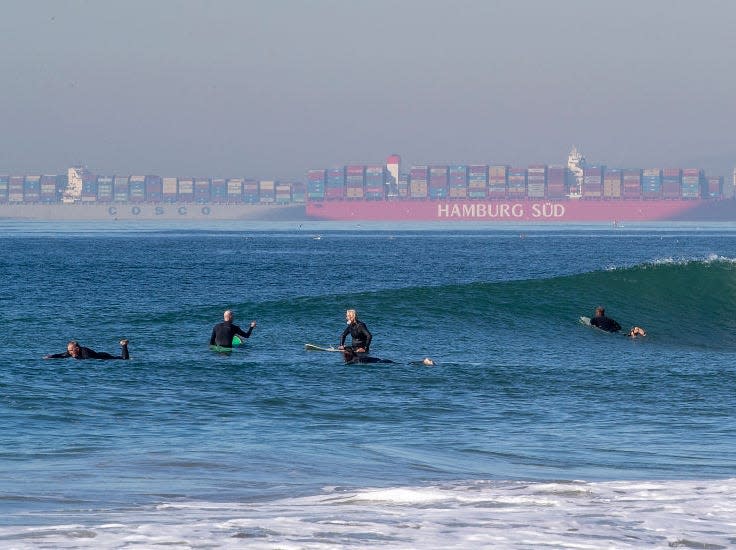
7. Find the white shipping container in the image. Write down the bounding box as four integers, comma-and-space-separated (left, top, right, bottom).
163, 177, 178, 194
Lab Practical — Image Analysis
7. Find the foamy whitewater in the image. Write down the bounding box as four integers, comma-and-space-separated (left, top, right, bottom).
1, 222, 735, 549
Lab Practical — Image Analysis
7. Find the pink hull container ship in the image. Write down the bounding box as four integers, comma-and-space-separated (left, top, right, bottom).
306, 150, 736, 223
307, 196, 736, 223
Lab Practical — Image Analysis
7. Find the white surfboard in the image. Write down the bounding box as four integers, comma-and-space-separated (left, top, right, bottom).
580, 316, 611, 333
304, 343, 342, 352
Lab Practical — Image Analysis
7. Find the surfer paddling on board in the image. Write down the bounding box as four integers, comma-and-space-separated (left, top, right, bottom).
44, 339, 130, 360
339, 309, 372, 354
210, 310, 256, 349
341, 346, 394, 364
590, 306, 622, 333
589, 306, 647, 337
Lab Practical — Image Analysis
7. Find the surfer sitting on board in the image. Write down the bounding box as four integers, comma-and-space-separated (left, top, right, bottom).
44, 339, 130, 360
210, 310, 256, 348
590, 306, 622, 333
339, 309, 372, 353
342, 346, 394, 364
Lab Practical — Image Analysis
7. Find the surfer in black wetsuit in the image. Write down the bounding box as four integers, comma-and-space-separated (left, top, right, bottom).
590, 306, 622, 333
210, 310, 256, 348
44, 339, 130, 360
339, 309, 372, 353
342, 347, 393, 364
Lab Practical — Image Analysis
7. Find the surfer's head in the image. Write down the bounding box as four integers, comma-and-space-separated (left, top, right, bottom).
224, 310, 234, 322
66, 340, 81, 358
345, 309, 357, 325
595, 306, 605, 317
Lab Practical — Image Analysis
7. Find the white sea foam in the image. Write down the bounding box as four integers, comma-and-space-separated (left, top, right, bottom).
1, 478, 734, 549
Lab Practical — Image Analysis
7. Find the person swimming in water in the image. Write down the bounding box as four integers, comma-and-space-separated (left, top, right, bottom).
44, 339, 130, 360
627, 326, 647, 338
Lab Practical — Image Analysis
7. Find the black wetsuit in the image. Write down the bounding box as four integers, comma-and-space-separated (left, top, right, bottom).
340, 321, 372, 352
46, 344, 129, 360
590, 315, 622, 333
345, 355, 394, 364
210, 321, 253, 348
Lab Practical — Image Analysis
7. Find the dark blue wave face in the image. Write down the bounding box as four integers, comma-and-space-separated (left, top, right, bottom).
1, 226, 736, 515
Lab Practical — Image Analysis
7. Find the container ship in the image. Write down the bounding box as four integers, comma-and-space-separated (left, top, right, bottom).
2, 149, 735, 223
305, 149, 736, 223
0, 168, 306, 221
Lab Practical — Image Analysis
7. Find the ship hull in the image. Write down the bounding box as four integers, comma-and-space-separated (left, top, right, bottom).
0, 202, 307, 221
306, 198, 736, 223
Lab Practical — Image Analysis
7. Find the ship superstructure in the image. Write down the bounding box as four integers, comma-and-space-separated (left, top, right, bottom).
567, 146, 586, 197
62, 166, 89, 203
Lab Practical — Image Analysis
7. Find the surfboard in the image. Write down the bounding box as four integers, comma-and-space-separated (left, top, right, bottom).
209, 344, 234, 353
304, 343, 342, 352
232, 335, 243, 346
580, 316, 612, 333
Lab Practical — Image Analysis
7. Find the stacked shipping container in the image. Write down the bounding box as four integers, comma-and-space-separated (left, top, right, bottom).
527, 165, 545, 198
449, 165, 468, 198
603, 169, 622, 199
0, 175, 8, 202
163, 177, 178, 202
9, 176, 24, 202
429, 166, 448, 199
507, 168, 526, 198
468, 165, 487, 198
307, 169, 326, 201
661, 168, 682, 199
488, 165, 507, 197
642, 169, 662, 199
345, 166, 365, 199
259, 180, 275, 203
364, 165, 385, 200
97, 176, 114, 202
546, 166, 566, 198
583, 166, 603, 198
681, 169, 701, 199
211, 178, 227, 203
227, 178, 243, 203
410, 166, 428, 199
23, 176, 41, 203
40, 175, 58, 202
326, 168, 345, 200
622, 169, 642, 199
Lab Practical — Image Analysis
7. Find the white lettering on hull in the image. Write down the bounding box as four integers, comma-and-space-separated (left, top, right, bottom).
107, 206, 213, 217
437, 202, 566, 219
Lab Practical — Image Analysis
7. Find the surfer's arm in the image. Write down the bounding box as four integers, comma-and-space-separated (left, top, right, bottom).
43, 351, 70, 359
235, 323, 254, 339
339, 326, 350, 347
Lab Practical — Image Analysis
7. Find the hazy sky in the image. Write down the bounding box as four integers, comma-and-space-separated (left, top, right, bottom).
1, 0, 734, 179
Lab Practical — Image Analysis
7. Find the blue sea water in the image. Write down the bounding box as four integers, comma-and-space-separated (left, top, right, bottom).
1, 221, 735, 548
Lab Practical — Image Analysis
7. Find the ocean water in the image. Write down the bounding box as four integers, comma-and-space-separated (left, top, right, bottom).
1, 221, 735, 549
